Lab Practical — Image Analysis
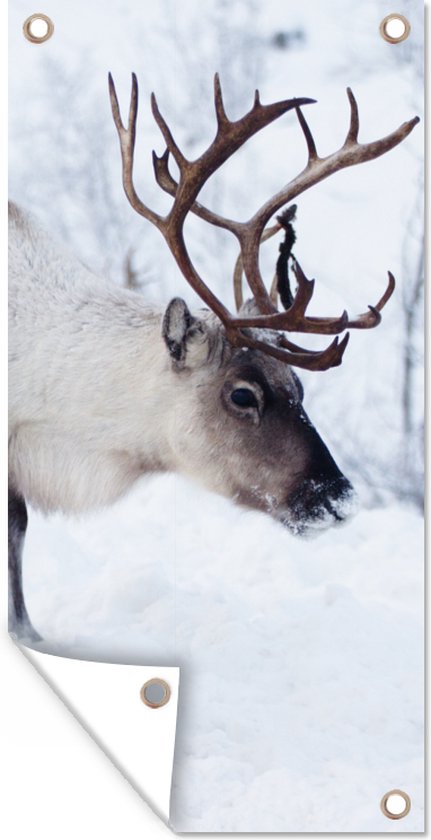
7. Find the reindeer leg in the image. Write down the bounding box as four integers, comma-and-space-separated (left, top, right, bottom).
8, 488, 42, 642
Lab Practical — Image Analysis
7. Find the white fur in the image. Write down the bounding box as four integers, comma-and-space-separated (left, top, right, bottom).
8, 203, 202, 513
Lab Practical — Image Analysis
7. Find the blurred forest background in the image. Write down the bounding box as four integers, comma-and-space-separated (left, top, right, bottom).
10, 0, 424, 510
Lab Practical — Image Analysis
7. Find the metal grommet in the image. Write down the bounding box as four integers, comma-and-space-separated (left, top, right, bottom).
380, 789, 411, 820
23, 13, 54, 44
379, 13, 411, 44
140, 678, 171, 708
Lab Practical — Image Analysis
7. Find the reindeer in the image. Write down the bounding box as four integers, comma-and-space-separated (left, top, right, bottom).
8, 74, 418, 641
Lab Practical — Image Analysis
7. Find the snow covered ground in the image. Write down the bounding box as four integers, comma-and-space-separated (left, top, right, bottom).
24, 476, 424, 831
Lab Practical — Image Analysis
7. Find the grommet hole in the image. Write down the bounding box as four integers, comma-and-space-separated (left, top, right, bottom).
380, 13, 411, 44
23, 13, 54, 44
380, 789, 411, 820
140, 678, 171, 708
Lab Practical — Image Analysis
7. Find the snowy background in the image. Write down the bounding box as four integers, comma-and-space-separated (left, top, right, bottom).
9, 0, 424, 832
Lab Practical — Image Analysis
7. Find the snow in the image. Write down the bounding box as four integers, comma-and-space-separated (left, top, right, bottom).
23, 477, 424, 831
9, 0, 424, 832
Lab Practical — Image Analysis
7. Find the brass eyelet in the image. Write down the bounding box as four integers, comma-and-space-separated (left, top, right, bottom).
140, 678, 171, 708
380, 14, 411, 44
23, 13, 54, 44
380, 789, 411, 820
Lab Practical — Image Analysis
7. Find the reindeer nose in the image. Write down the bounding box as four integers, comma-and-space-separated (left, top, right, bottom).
287, 472, 355, 531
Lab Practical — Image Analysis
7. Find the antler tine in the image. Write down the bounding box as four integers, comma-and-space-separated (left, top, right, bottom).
128, 72, 138, 142
288, 259, 315, 315
151, 93, 187, 169
152, 148, 172, 192
290, 259, 350, 333
345, 271, 396, 329
345, 87, 359, 144
376, 270, 396, 309
109, 73, 162, 227
108, 71, 126, 133
214, 73, 229, 127
295, 105, 319, 162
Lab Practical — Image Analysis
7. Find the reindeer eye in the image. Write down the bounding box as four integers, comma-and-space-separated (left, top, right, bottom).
230, 388, 258, 408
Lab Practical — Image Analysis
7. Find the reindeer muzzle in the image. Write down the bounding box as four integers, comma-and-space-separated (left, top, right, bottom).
284, 473, 356, 536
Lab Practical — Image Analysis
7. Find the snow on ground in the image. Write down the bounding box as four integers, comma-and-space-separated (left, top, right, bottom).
24, 476, 424, 832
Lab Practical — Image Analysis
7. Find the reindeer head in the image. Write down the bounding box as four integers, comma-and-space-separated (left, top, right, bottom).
109, 74, 418, 534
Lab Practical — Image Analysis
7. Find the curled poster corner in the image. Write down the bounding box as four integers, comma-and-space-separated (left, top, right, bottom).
16, 641, 179, 828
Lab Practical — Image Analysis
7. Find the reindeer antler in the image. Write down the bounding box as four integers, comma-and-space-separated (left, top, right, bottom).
109, 73, 419, 371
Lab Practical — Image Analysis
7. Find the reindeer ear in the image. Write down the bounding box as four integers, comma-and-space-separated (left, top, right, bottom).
162, 298, 192, 366
162, 298, 208, 370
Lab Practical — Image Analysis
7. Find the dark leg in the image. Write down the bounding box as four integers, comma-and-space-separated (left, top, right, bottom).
8, 488, 42, 642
